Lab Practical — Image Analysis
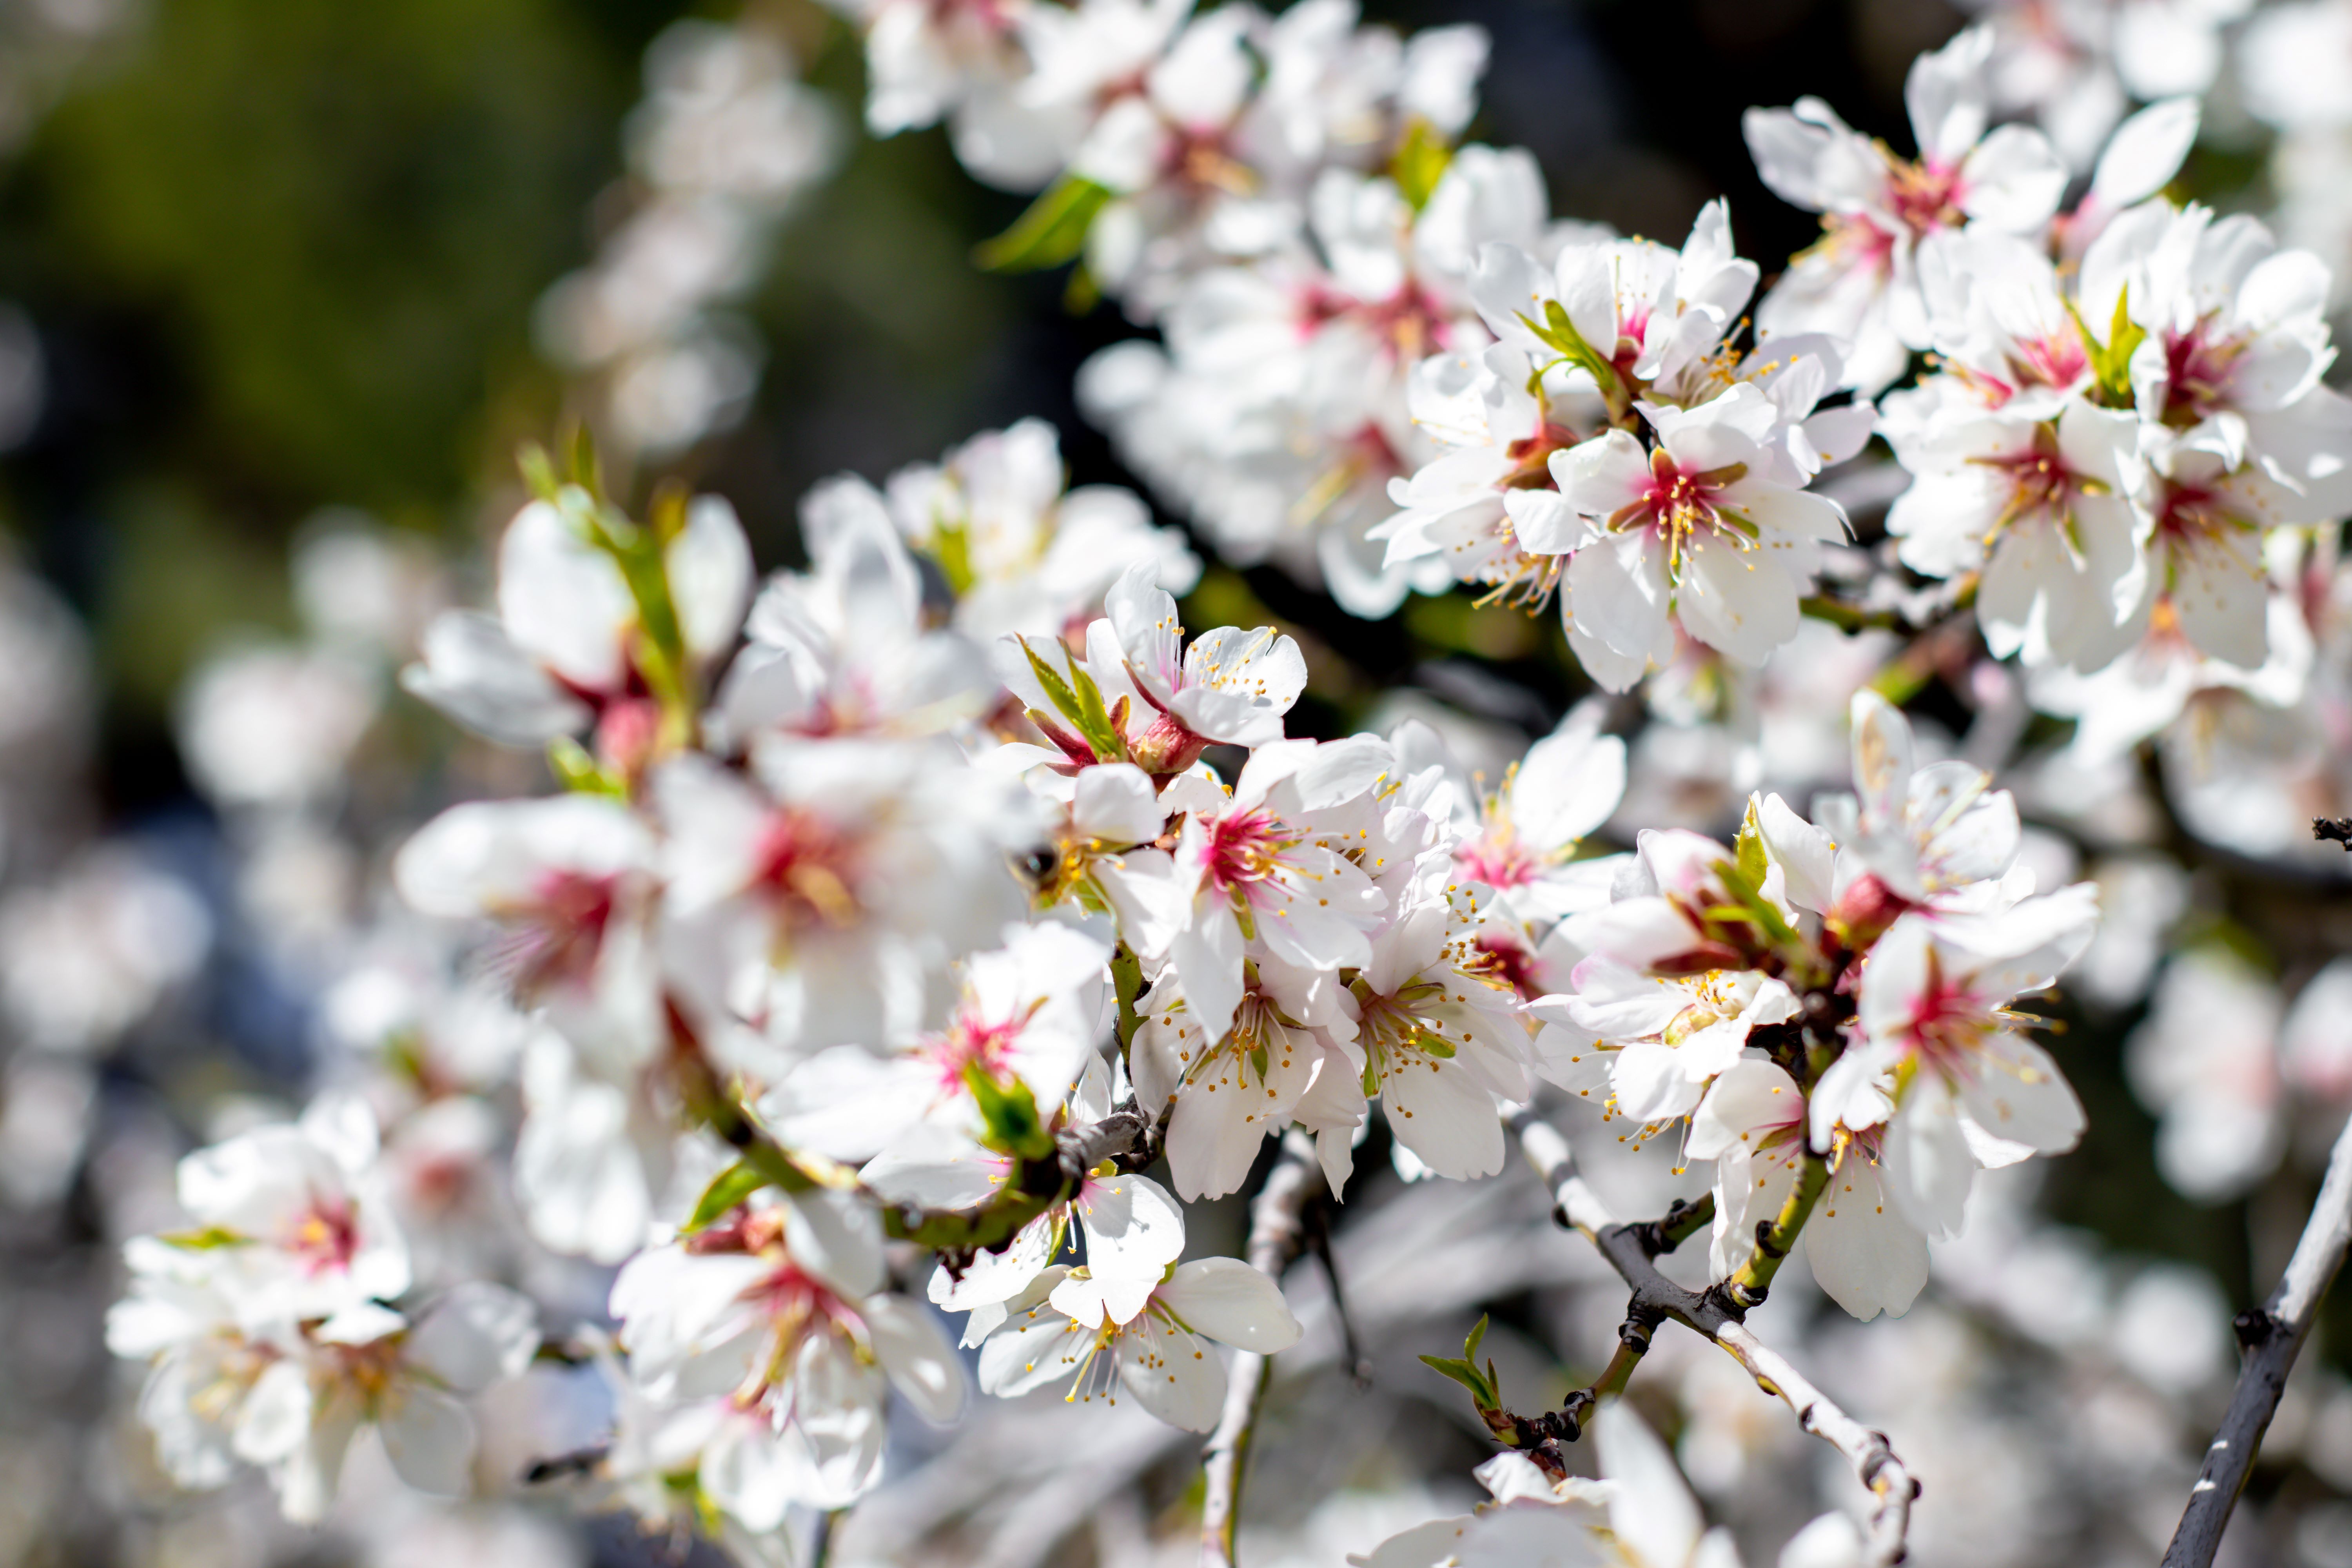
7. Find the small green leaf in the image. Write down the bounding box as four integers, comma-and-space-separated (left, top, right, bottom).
1019, 638, 1123, 762
2067, 284, 2146, 409
976, 174, 1115, 273
1517, 300, 1632, 421
1463, 1313, 1489, 1364
518, 442, 562, 504
548, 736, 626, 796
686, 1160, 769, 1232
929, 521, 976, 597
568, 424, 605, 503
1390, 117, 1452, 212
964, 1062, 1057, 1161
158, 1226, 247, 1250
1418, 1354, 1498, 1408
1734, 797, 1771, 889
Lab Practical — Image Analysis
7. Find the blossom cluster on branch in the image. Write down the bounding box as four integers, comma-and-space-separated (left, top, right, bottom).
60, 1, 2352, 1566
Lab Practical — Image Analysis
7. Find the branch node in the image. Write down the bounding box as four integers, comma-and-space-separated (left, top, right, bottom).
2232, 1308, 2280, 1350
2314, 817, 2352, 851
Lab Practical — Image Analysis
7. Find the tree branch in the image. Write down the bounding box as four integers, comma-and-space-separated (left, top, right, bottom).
1510, 1111, 1918, 1567
2163, 1107, 2352, 1567
1200, 1129, 1320, 1568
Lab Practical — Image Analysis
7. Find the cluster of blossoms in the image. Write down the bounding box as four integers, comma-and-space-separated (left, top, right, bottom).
107, 423, 2103, 1564
70, 2, 2352, 1566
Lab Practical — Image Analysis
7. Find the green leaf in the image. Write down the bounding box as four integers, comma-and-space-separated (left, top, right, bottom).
1713, 804, 1804, 954
929, 521, 976, 597
2068, 284, 2147, 409
1420, 1319, 1502, 1410
158, 1225, 247, 1250
964, 1062, 1057, 1161
1734, 796, 1771, 890
975, 174, 1115, 273
1515, 300, 1632, 421
1112, 944, 1146, 1053
1390, 118, 1452, 211
1418, 1355, 1499, 1408
547, 736, 626, 796
567, 422, 605, 503
685, 1160, 769, 1232
517, 442, 562, 504
1018, 638, 1123, 761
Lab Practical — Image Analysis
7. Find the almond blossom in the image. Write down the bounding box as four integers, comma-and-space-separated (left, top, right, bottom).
608, 1189, 967, 1520
1743, 25, 2069, 393
1820, 899, 2098, 1239
975, 1255, 1300, 1430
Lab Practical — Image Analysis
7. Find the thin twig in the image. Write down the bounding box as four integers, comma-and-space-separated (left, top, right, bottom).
1510, 1112, 1918, 1567
2163, 1107, 2352, 1566
1200, 1129, 1319, 1568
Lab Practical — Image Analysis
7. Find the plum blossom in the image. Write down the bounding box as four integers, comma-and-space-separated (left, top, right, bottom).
714, 478, 994, 744
1530, 962, 1798, 1127
653, 738, 1037, 1062
394, 794, 662, 1070
1116, 736, 1390, 1041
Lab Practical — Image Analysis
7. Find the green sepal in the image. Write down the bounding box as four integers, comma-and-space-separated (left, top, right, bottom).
684, 1159, 769, 1233
976, 174, 1114, 273
964, 1062, 1058, 1162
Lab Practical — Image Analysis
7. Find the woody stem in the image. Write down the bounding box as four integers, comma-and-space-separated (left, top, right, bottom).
1200, 1129, 1319, 1568
1726, 1153, 1830, 1310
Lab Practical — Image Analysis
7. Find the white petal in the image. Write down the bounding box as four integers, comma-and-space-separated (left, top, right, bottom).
862, 1293, 969, 1423
1157, 1256, 1302, 1352
1594, 1401, 1703, 1568
378, 1384, 476, 1497
1806, 1160, 1930, 1321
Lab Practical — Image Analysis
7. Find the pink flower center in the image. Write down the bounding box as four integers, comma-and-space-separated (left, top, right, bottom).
1301, 280, 1453, 366
1455, 831, 1539, 890
1608, 448, 1752, 577
1467, 930, 1544, 1000
1202, 809, 1294, 895
2153, 480, 2254, 567
1899, 968, 1995, 1078
927, 1011, 1025, 1091
287, 1197, 360, 1276
1885, 159, 1967, 237
502, 869, 619, 993
751, 808, 862, 930
2161, 320, 2247, 426
1973, 427, 2101, 547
